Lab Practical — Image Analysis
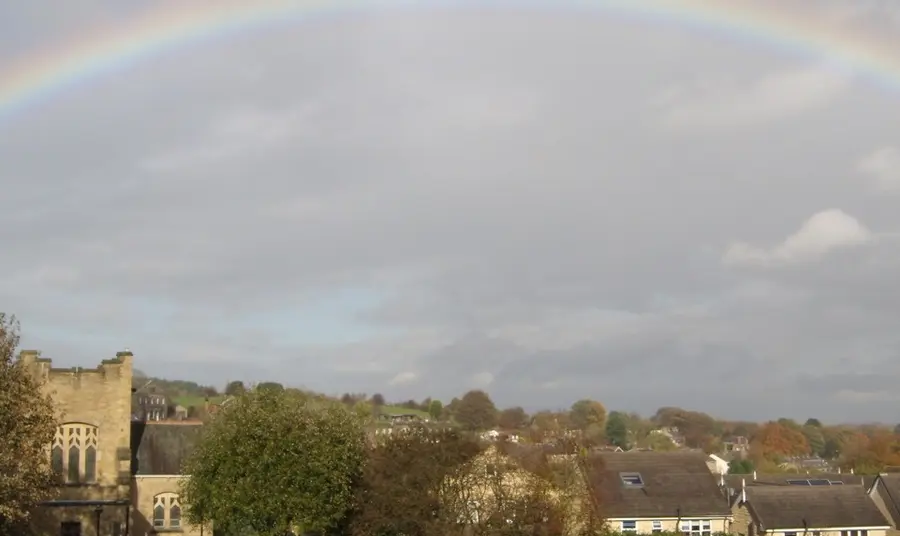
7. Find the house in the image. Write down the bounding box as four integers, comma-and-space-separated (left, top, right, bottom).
650, 427, 685, 447
731, 484, 891, 536
584, 450, 732, 534
868, 473, 900, 536
708, 454, 730, 475
723, 472, 874, 498
173, 404, 189, 421
22, 350, 209, 536
724, 436, 750, 454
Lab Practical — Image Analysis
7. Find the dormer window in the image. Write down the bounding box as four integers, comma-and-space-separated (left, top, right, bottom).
620, 472, 644, 487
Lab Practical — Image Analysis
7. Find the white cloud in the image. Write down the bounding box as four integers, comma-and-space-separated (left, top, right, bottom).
723, 209, 873, 268
858, 146, 900, 191
655, 65, 852, 130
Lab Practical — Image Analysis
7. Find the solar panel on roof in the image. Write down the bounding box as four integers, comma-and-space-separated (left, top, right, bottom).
808, 479, 830, 485
786, 479, 811, 485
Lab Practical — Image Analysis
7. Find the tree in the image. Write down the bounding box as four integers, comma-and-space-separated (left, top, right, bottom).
348, 425, 483, 536
181, 389, 366, 535
370, 393, 385, 407
256, 381, 284, 394
498, 406, 528, 430
728, 459, 755, 474
428, 399, 443, 421
569, 399, 607, 432
605, 411, 630, 449
455, 390, 498, 431
801, 425, 825, 457
750, 421, 810, 462
224, 380, 245, 396
0, 315, 57, 531
805, 418, 822, 428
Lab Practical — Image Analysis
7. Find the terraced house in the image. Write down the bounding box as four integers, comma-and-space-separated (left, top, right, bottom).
23, 350, 207, 536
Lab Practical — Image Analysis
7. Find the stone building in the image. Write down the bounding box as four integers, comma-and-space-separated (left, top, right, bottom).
23, 350, 207, 536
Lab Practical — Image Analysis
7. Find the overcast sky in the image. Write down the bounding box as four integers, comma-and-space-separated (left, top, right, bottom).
2, 1, 900, 423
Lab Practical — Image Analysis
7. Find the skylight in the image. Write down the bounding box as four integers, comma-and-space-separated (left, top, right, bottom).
786, 478, 841, 486
620, 472, 644, 487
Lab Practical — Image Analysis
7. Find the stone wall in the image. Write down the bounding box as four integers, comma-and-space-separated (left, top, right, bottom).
23, 350, 133, 536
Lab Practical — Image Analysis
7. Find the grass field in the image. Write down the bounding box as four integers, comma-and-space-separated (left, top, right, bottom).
172, 395, 226, 408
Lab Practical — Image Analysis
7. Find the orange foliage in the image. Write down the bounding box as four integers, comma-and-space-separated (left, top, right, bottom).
840, 430, 900, 473
750, 421, 810, 461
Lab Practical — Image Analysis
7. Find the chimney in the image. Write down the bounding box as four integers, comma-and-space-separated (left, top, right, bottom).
753, 470, 757, 481
741, 478, 747, 503
851, 468, 855, 475
838, 467, 842, 474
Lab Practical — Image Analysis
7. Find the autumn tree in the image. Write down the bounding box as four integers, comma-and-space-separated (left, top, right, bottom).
653, 407, 718, 449
348, 425, 484, 536
498, 406, 528, 430
455, 390, 498, 431
428, 399, 443, 421
605, 411, 630, 449
529, 411, 567, 442
181, 389, 366, 535
567, 399, 605, 445
370, 393, 385, 407
750, 421, 810, 462
0, 315, 57, 532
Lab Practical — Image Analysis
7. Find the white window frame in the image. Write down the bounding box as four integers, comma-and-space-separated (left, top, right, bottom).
652, 520, 663, 532
681, 519, 712, 536
153, 493, 182, 529
621, 520, 637, 532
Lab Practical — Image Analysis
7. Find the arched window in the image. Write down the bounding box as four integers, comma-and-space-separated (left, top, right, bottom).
153, 493, 182, 529
51, 423, 99, 483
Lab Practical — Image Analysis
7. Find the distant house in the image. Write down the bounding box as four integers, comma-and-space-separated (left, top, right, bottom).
173, 405, 188, 421
384, 413, 422, 425
584, 450, 732, 534
724, 436, 750, 454
732, 484, 891, 536
650, 427, 685, 447
133, 393, 169, 421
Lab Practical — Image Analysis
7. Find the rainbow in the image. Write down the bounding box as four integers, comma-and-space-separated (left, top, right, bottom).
1, 0, 898, 122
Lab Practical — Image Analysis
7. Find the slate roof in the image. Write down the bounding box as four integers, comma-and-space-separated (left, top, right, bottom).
585, 451, 731, 519
742, 486, 890, 530
131, 422, 203, 475
872, 474, 900, 526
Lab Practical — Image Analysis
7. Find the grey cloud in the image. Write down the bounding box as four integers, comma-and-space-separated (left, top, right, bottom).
3, 2, 900, 422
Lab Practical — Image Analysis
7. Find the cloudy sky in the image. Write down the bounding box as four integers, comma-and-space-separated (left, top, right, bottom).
2, 0, 900, 423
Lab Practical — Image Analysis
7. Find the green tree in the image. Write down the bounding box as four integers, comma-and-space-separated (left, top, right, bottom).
224, 380, 245, 396
802, 425, 825, 457
454, 390, 498, 431
181, 389, 366, 535
0, 316, 57, 531
569, 399, 607, 432
605, 411, 630, 449
256, 382, 284, 393
728, 459, 755, 474
428, 399, 443, 421
370, 393, 385, 407
805, 418, 822, 428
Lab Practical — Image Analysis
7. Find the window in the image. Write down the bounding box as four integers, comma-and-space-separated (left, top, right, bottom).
652, 520, 663, 532
786, 479, 810, 485
681, 519, 711, 536
621, 520, 637, 532
153, 493, 182, 529
808, 479, 830, 486
52, 423, 99, 484
620, 472, 644, 486
812, 532, 821, 536
785, 532, 797, 536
